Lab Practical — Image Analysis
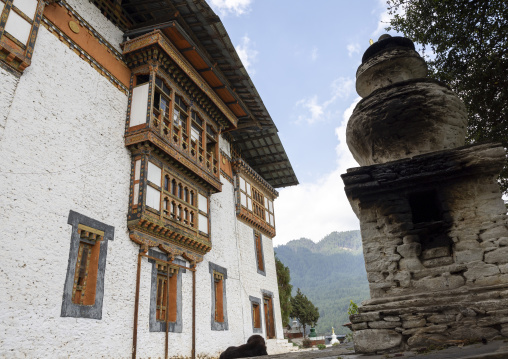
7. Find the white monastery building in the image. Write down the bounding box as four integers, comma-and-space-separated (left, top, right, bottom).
0, 0, 299, 358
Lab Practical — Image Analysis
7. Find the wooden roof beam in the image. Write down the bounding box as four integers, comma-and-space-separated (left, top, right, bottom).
181, 46, 196, 53
132, 5, 175, 17
234, 132, 276, 143
198, 67, 213, 73
242, 151, 281, 161
124, 0, 168, 8
246, 142, 278, 151
222, 119, 260, 133
252, 160, 289, 168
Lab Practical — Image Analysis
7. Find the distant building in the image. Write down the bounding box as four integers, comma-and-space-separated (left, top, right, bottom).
0, 0, 298, 358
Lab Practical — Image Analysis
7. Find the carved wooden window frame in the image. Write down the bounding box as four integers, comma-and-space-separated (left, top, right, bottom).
209, 262, 228, 331
249, 296, 263, 333
61, 211, 114, 320
254, 230, 265, 275
148, 249, 185, 333
0, 0, 45, 73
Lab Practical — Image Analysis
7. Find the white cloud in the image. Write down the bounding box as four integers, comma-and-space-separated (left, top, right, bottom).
296, 77, 354, 125
235, 35, 258, 74
209, 0, 252, 16
347, 43, 361, 58
372, 0, 405, 38
274, 98, 362, 246
311, 47, 318, 61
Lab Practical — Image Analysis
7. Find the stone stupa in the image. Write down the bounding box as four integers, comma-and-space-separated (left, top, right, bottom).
342, 35, 508, 354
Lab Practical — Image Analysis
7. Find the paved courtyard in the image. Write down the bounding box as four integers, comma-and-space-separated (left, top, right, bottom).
257, 339, 508, 359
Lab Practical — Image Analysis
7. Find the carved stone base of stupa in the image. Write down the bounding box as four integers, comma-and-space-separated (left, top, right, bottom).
352, 283, 508, 353
342, 143, 508, 353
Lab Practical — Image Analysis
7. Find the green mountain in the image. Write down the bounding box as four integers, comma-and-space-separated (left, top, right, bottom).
275, 230, 370, 335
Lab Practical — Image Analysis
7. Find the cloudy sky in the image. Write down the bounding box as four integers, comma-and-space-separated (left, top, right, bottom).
208, 0, 402, 245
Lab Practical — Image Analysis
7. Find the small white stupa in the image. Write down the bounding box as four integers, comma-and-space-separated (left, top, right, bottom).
330, 327, 339, 345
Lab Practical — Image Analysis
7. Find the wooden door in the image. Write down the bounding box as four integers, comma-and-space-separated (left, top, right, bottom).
263, 296, 275, 339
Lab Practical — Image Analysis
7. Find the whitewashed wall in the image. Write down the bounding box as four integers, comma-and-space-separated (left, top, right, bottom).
0, 5, 286, 359
0, 67, 20, 142
0, 24, 134, 358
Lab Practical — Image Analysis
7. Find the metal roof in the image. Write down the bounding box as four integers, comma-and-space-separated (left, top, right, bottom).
91, 0, 298, 188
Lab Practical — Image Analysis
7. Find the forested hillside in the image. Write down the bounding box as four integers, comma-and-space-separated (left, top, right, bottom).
275, 230, 370, 335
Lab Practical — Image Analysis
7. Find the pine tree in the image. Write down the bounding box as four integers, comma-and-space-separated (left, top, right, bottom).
290, 288, 320, 338
275, 257, 292, 327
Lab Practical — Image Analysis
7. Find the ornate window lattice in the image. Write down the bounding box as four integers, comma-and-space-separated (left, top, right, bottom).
131, 158, 209, 233
71, 225, 103, 305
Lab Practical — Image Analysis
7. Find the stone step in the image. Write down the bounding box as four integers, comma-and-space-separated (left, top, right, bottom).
266, 338, 298, 354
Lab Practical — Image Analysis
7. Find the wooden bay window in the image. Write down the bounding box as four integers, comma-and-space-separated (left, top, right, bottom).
238, 175, 275, 229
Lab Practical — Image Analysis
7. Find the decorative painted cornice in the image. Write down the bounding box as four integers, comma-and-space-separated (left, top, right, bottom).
128, 214, 211, 256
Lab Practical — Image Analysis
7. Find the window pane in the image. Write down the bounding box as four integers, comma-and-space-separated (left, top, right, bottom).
146, 186, 160, 211
270, 214, 274, 226
173, 109, 180, 126
147, 162, 161, 186
13, 0, 37, 18
264, 197, 268, 208
133, 183, 139, 205
265, 211, 269, 222
240, 193, 247, 207
5, 11, 32, 44
246, 182, 251, 195
199, 214, 208, 234
198, 193, 207, 213
191, 125, 200, 143
269, 200, 273, 213
134, 160, 141, 181
239, 177, 245, 191
130, 84, 149, 127
247, 197, 252, 211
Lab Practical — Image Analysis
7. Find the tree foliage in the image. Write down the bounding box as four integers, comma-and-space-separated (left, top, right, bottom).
290, 288, 320, 338
275, 257, 292, 327
386, 0, 508, 192
347, 300, 359, 317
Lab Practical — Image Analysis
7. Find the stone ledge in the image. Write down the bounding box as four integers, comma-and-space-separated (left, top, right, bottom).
342, 142, 505, 199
